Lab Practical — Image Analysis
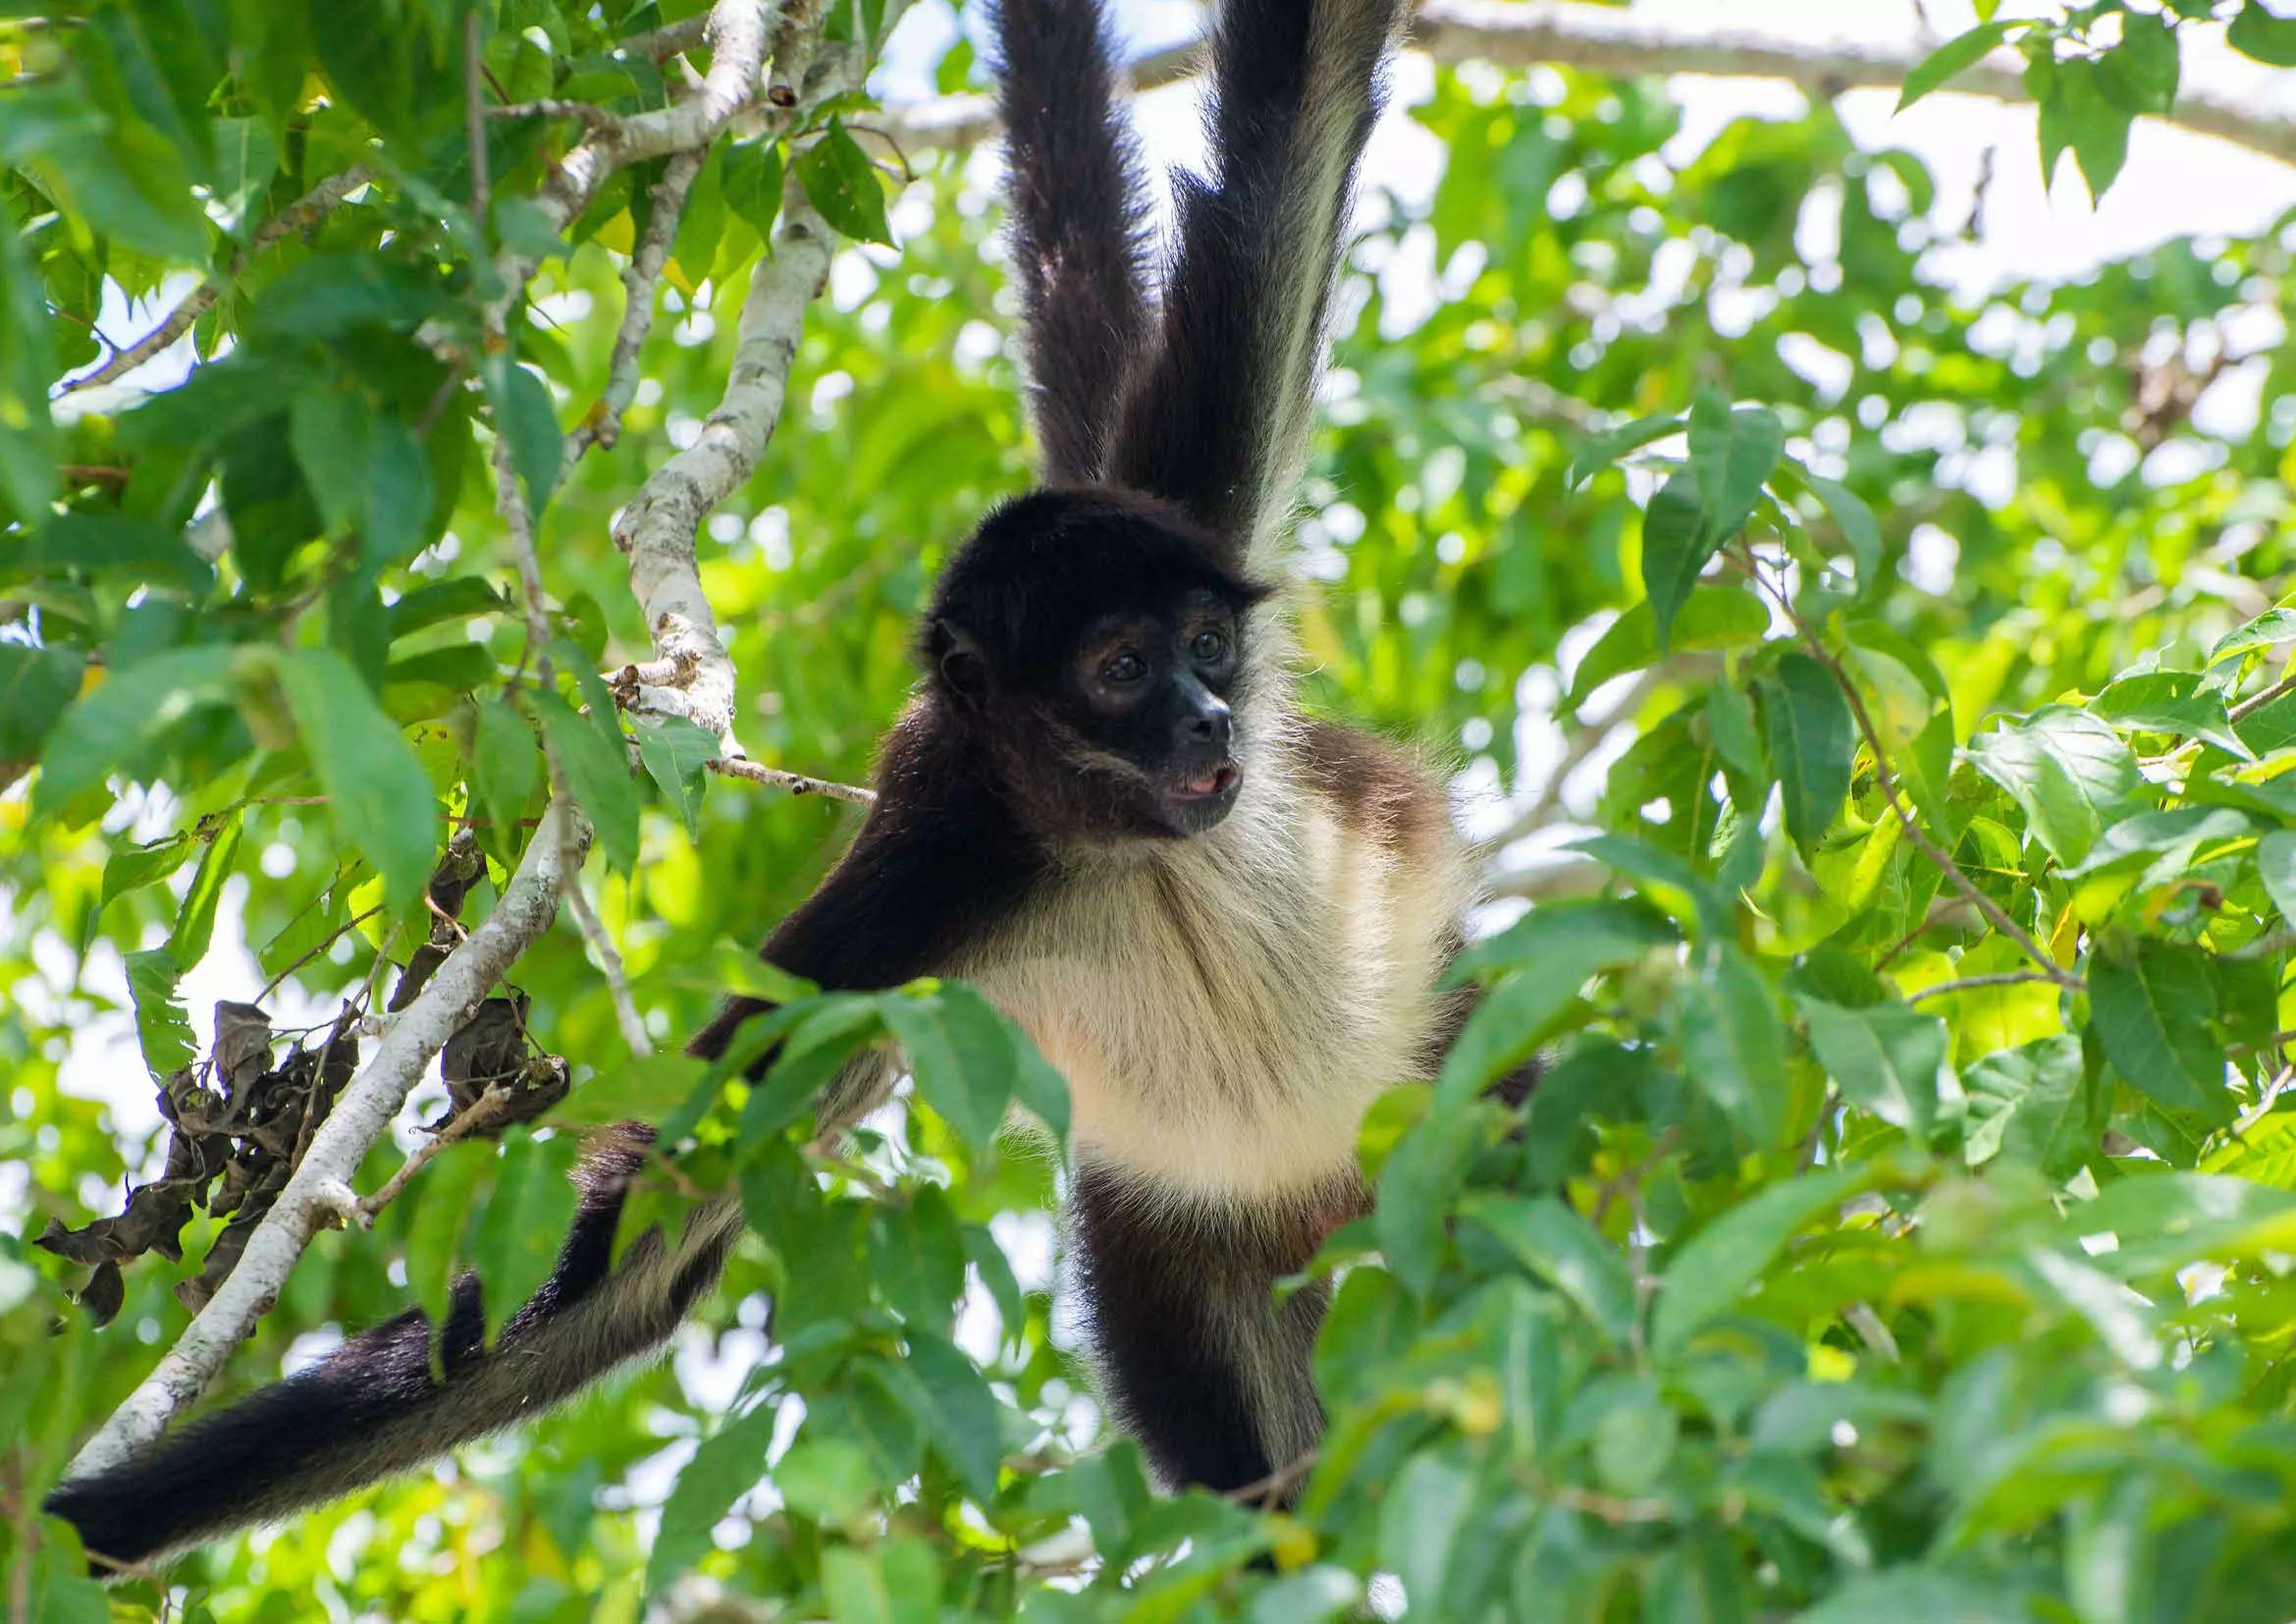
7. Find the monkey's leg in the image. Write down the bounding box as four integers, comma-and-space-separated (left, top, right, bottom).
1068, 1165, 1344, 1499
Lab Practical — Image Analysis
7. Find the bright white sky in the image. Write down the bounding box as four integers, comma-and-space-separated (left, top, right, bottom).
23, 0, 2296, 1236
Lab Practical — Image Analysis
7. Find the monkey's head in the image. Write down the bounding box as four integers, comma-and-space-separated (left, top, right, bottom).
924, 489, 1274, 839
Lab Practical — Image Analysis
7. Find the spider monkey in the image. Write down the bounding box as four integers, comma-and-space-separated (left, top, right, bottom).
52, 0, 1527, 1568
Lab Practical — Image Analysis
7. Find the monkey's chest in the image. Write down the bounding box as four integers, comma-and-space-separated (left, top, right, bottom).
961, 814, 1461, 1203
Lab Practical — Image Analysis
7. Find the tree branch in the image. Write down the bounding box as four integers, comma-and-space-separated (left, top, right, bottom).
706, 755, 875, 805
564, 147, 706, 469
610, 181, 836, 744
489, 0, 774, 318
55, 166, 374, 397
878, 0, 2296, 165
65, 803, 584, 1478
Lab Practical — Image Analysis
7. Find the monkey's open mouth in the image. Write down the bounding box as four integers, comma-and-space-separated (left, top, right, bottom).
1174, 765, 1240, 800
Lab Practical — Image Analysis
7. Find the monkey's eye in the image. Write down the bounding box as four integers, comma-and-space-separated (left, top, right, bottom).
1190, 629, 1229, 663
1102, 652, 1148, 684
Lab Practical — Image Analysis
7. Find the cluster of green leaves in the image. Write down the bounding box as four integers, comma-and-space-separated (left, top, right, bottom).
1901, 0, 2296, 200
13, 1, 2296, 1620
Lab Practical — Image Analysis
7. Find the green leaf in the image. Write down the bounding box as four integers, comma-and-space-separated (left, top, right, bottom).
0, 643, 88, 763
2258, 830, 2296, 927
1008, 1023, 1072, 1144
1376, 1097, 1484, 1295
484, 354, 563, 517
634, 715, 717, 840
776, 1437, 876, 1525
1675, 943, 1789, 1147
1687, 387, 1784, 547
535, 689, 640, 876
647, 1399, 780, 1595
474, 1128, 581, 1346
403, 1136, 491, 1342
99, 833, 195, 908
1802, 1567, 2033, 1624
1637, 472, 1714, 652
365, 414, 437, 568
123, 947, 193, 1078
797, 118, 891, 244
1593, 1381, 1678, 1494
386, 576, 509, 642
867, 1183, 968, 1325
2088, 942, 2231, 1127
1446, 896, 1679, 987
880, 985, 1015, 1152
164, 813, 243, 968
2228, 3, 2296, 67
1963, 1036, 2097, 1180
888, 1326, 1004, 1499
32, 645, 238, 818
11, 514, 217, 598
475, 699, 541, 848
1565, 410, 1681, 489
2088, 672, 2250, 759
1962, 705, 2142, 866
552, 1055, 709, 1128
1249, 1568, 1364, 1624
275, 647, 441, 914
720, 139, 785, 241
2061, 806, 2255, 877
1797, 469, 1882, 594
1758, 653, 1855, 854
1566, 588, 1769, 704
1793, 995, 1947, 1140
963, 1221, 1026, 1335
2099, 10, 2179, 115
1376, 1449, 1473, 1617
1649, 1166, 1864, 1362
1460, 1194, 1635, 1345
0, 195, 57, 516
1896, 20, 2016, 109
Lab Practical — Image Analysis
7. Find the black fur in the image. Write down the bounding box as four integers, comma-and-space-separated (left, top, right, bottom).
1109, 0, 1399, 558
1071, 1167, 1343, 1499
991, 0, 1154, 483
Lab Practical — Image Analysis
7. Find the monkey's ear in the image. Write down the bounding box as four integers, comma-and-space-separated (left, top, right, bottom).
928, 618, 990, 710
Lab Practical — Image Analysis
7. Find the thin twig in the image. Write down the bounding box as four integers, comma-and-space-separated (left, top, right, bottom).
55, 166, 374, 395
2231, 670, 2296, 724
1736, 545, 2083, 992
255, 904, 386, 1003
706, 755, 875, 804
567, 868, 654, 1054
1906, 970, 2063, 1002
1225, 1449, 1316, 1509
357, 1083, 519, 1218
465, 11, 491, 230
485, 97, 624, 133
564, 146, 705, 469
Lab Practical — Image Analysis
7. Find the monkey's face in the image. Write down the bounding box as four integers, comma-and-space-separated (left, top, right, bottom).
926, 487, 1271, 842
1063, 587, 1246, 836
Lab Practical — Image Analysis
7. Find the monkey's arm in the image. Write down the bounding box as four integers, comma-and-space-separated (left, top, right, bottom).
1107, 0, 1405, 573
992, 0, 1155, 485
689, 722, 1043, 1109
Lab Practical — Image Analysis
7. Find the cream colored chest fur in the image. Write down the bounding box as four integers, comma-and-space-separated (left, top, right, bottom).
961, 763, 1474, 1204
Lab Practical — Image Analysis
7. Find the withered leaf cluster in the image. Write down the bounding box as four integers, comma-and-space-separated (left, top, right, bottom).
35, 1003, 359, 1326
41, 835, 573, 1326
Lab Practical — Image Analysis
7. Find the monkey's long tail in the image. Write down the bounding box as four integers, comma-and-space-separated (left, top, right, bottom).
45, 1128, 743, 1571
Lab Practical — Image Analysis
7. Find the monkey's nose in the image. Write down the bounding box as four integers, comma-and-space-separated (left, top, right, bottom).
1179, 701, 1231, 747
